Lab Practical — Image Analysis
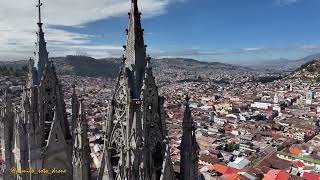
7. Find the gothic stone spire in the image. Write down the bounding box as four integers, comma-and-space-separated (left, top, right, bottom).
124, 0, 147, 98
71, 83, 79, 140
12, 110, 28, 180
42, 107, 73, 180
180, 95, 199, 180
0, 91, 15, 180
38, 60, 72, 141
27, 58, 37, 87
72, 99, 91, 180
182, 95, 192, 129
99, 1, 175, 180
3, 90, 11, 109
35, 0, 49, 82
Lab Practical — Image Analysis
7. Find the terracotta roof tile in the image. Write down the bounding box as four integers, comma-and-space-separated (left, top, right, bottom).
303, 172, 320, 180
262, 169, 290, 180
289, 147, 301, 155
207, 163, 239, 175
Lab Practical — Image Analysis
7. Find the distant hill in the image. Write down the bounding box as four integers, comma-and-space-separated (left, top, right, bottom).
3, 53, 320, 75
0, 60, 28, 69
285, 59, 320, 81
52, 56, 120, 78
0, 56, 251, 80
152, 58, 247, 71
249, 53, 320, 72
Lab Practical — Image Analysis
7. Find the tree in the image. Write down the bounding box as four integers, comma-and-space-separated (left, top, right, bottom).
224, 142, 239, 152
8, 67, 14, 74
2, 66, 9, 75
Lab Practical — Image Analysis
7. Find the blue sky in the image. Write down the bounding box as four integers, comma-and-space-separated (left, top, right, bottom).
1, 0, 320, 63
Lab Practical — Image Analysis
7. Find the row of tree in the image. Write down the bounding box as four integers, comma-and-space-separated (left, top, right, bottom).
0, 65, 28, 77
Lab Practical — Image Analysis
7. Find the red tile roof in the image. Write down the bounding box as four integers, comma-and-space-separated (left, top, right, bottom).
289, 147, 301, 155
303, 172, 320, 180
225, 173, 241, 180
296, 160, 304, 168
262, 169, 290, 180
207, 164, 239, 174
224, 125, 233, 131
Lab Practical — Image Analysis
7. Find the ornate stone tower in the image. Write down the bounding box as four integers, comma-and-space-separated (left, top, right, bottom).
0, 1, 77, 180
25, 2, 73, 180
71, 84, 80, 140
0, 92, 15, 180
180, 95, 199, 180
98, 0, 175, 180
72, 97, 91, 180
13, 110, 28, 180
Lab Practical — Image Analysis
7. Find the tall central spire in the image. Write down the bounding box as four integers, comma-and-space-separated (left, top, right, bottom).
35, 0, 49, 82
124, 0, 147, 98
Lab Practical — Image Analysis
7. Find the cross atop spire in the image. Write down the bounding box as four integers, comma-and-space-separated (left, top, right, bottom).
36, 0, 43, 26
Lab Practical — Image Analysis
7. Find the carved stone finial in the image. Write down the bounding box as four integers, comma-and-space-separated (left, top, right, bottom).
146, 55, 151, 64
185, 94, 190, 103
4, 88, 7, 96
79, 97, 84, 104
72, 83, 76, 89
122, 55, 127, 64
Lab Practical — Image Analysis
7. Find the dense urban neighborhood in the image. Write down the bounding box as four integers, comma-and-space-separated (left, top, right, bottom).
1, 0, 320, 179
2, 56, 320, 179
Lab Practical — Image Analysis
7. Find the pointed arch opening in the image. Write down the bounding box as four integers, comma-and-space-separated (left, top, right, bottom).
111, 142, 120, 168
152, 142, 163, 179
109, 127, 124, 178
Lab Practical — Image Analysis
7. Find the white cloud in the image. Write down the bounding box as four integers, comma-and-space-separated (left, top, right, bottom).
301, 45, 320, 50
0, 0, 181, 59
47, 44, 123, 59
241, 47, 264, 52
151, 47, 269, 58
274, 0, 301, 6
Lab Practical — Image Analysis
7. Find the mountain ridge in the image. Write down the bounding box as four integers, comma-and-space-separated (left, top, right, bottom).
285, 59, 320, 81
247, 53, 320, 72
0, 55, 252, 79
